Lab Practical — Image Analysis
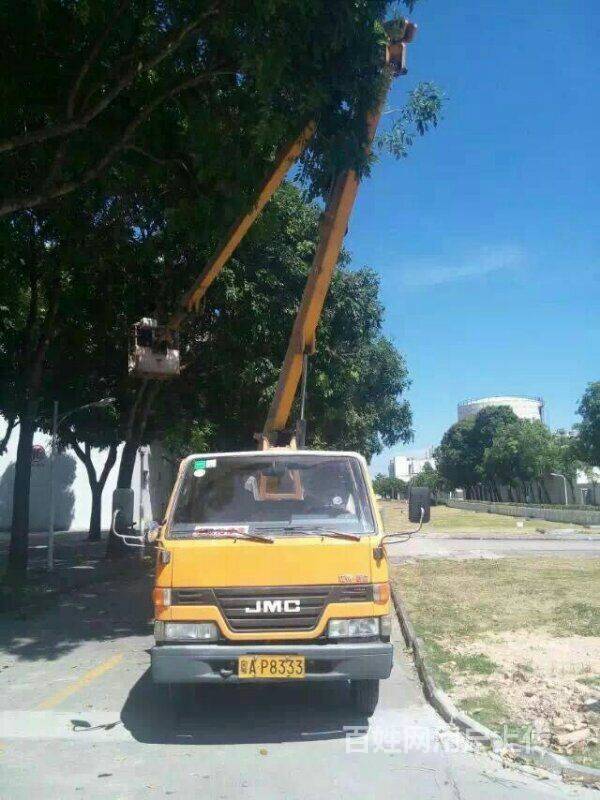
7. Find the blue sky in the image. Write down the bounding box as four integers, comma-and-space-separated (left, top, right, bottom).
347, 0, 600, 475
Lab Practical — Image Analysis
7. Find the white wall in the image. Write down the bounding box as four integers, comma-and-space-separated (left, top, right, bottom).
0, 417, 159, 532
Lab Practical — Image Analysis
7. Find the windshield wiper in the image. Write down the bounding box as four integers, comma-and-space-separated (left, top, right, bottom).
226, 531, 274, 543
278, 527, 361, 542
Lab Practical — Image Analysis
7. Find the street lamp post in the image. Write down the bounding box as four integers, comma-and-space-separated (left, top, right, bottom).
47, 397, 115, 571
47, 401, 59, 572
550, 472, 569, 506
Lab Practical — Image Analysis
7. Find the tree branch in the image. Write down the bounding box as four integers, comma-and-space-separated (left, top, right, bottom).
0, 6, 220, 155
67, 0, 132, 120
98, 443, 118, 489
70, 437, 98, 486
0, 67, 232, 217
0, 416, 17, 456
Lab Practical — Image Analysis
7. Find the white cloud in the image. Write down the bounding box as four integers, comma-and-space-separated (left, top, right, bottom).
399, 245, 526, 288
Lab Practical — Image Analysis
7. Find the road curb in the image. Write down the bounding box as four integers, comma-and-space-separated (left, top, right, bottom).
391, 589, 600, 788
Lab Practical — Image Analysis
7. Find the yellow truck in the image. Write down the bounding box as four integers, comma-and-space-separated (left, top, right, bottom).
150, 449, 393, 714
118, 20, 421, 716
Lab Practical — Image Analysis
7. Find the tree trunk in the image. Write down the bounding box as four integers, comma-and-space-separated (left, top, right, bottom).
117, 438, 138, 489
541, 479, 552, 504
70, 440, 117, 541
6, 406, 36, 584
89, 481, 102, 541
5, 235, 60, 585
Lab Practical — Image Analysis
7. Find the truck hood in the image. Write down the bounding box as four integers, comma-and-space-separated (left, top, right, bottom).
167, 535, 377, 587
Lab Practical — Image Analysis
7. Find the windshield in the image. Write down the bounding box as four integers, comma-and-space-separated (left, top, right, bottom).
169, 454, 375, 537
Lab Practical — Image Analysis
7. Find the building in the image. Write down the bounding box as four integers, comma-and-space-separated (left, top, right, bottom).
457, 395, 544, 423
389, 452, 435, 482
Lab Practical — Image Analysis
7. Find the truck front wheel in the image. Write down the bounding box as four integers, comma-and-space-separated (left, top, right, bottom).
351, 679, 380, 715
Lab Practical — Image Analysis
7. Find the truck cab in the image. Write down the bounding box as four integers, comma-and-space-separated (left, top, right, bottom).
151, 449, 393, 715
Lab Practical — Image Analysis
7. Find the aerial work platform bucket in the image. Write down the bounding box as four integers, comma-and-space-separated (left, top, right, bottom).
128, 318, 180, 379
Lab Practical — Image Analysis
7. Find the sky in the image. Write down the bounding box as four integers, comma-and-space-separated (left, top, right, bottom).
347, 0, 600, 476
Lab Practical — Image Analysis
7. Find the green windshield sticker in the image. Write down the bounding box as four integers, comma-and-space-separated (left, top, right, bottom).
194, 459, 207, 470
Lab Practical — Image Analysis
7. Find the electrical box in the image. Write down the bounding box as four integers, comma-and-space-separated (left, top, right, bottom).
128, 318, 180, 379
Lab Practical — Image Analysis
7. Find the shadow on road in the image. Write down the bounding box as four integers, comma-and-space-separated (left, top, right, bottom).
121, 669, 368, 745
0, 568, 153, 661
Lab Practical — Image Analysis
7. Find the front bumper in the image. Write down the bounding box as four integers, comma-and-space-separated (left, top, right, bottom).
151, 641, 393, 684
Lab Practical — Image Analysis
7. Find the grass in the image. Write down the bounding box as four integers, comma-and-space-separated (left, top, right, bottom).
418, 638, 498, 691
577, 675, 600, 689
379, 500, 589, 535
391, 556, 600, 769
392, 557, 600, 640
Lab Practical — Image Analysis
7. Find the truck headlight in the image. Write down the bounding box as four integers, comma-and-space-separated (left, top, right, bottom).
154, 621, 218, 642
328, 617, 380, 639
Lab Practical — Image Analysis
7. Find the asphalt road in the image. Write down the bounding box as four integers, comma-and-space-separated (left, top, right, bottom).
0, 572, 597, 799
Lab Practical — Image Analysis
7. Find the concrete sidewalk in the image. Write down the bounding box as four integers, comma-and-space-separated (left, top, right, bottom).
390, 535, 600, 560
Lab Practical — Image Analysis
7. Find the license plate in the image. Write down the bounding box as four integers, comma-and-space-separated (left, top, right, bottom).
238, 655, 305, 679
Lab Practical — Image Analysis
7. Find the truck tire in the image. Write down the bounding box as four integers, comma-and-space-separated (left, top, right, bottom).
351, 679, 380, 716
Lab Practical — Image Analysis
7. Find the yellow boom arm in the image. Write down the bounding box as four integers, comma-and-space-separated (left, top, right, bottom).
167, 121, 316, 330
261, 31, 412, 447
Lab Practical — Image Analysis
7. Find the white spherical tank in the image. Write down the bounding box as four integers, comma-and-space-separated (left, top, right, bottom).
457, 396, 544, 422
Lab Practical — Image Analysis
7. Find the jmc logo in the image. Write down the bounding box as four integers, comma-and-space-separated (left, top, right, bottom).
244, 599, 301, 614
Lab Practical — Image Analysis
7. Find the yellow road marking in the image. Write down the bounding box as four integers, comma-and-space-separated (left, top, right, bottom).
36, 654, 124, 710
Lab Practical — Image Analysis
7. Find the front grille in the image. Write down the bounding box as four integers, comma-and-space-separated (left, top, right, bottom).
212, 584, 373, 632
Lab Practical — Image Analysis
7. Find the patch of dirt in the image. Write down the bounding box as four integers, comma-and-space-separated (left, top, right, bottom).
448, 630, 600, 755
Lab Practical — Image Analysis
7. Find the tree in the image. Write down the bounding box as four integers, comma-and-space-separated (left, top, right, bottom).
434, 418, 478, 496
410, 462, 441, 493
471, 406, 519, 499
1, 0, 441, 578
576, 382, 600, 467
509, 420, 556, 502
435, 407, 521, 500
1, 206, 73, 580
372, 474, 406, 499
1, 1, 440, 218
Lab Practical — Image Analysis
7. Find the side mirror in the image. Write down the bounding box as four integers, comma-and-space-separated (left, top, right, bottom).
408, 487, 431, 524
